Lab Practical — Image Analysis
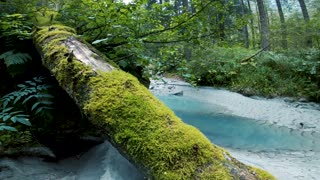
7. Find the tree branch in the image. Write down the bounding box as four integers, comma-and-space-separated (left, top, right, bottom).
142, 31, 217, 44
240, 44, 270, 62
138, 1, 215, 38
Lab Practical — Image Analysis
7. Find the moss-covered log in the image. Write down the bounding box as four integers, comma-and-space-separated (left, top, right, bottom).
32, 25, 275, 180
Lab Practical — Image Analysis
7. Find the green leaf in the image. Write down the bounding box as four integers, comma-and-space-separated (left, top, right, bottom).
35, 107, 43, 114
2, 107, 13, 113
3, 115, 11, 121
31, 102, 41, 111
9, 111, 24, 116
13, 96, 22, 104
15, 117, 31, 126
92, 38, 109, 44
33, 77, 44, 82
17, 84, 27, 88
0, 50, 32, 67
39, 101, 53, 105
0, 125, 17, 131
25, 81, 36, 86
22, 95, 35, 104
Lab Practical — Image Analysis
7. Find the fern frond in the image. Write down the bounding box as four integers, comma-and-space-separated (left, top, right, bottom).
0, 50, 32, 67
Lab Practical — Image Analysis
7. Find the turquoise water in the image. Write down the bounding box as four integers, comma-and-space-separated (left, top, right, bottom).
157, 95, 320, 152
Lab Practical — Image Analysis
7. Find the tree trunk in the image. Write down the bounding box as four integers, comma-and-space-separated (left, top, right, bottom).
247, 0, 256, 48
256, 0, 270, 50
240, 0, 250, 48
297, 0, 312, 47
275, 0, 287, 49
32, 24, 275, 180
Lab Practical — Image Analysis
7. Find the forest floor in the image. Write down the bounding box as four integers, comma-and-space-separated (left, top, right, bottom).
150, 77, 320, 180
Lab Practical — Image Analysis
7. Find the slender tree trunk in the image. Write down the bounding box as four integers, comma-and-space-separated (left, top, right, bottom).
240, 0, 249, 48
182, 0, 188, 12
275, 0, 287, 49
297, 0, 312, 47
247, 0, 256, 48
256, 0, 270, 50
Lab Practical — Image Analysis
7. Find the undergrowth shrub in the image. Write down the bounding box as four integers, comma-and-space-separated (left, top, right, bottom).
183, 47, 320, 101
0, 77, 54, 145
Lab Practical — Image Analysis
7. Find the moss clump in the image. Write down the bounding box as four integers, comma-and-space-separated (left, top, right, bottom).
248, 166, 276, 180
84, 70, 232, 179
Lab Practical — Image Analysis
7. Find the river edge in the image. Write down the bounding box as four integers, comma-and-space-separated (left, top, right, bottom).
150, 77, 320, 180
1, 77, 319, 180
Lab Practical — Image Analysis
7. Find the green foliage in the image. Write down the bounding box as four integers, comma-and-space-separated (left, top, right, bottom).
186, 47, 255, 85
0, 77, 54, 145
181, 47, 320, 101
0, 106, 30, 146
0, 13, 34, 76
0, 50, 32, 67
0, 13, 32, 41
153, 45, 187, 74
1, 77, 54, 114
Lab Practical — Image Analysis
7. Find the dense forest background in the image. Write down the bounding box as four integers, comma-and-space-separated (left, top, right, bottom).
0, 0, 319, 147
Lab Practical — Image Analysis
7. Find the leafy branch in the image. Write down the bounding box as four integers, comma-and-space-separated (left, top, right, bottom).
0, 50, 32, 67
1, 77, 54, 114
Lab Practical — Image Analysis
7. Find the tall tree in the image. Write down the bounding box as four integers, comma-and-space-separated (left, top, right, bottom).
297, 0, 312, 47
256, 0, 270, 50
247, 0, 256, 48
275, 0, 287, 49
240, 0, 249, 48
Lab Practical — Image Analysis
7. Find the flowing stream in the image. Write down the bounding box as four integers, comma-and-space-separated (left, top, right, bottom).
157, 95, 320, 152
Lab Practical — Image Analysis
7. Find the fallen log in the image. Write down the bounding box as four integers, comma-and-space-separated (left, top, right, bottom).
33, 24, 275, 180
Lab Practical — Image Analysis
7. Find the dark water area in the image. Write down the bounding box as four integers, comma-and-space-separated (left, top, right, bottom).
157, 95, 320, 152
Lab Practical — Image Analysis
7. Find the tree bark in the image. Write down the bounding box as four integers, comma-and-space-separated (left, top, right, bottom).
32, 24, 275, 180
240, 0, 250, 48
275, 0, 287, 49
297, 0, 312, 47
247, 0, 256, 48
256, 0, 270, 50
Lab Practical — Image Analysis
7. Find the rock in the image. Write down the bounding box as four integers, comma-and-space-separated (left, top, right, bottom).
298, 98, 308, 102
171, 90, 183, 96
238, 88, 255, 97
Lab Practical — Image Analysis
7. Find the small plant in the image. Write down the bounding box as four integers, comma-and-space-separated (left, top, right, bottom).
1, 77, 54, 114
0, 50, 32, 67
0, 77, 54, 145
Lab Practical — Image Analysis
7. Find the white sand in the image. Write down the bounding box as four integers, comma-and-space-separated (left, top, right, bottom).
150, 77, 320, 180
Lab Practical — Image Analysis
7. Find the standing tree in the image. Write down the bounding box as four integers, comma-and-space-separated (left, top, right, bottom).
240, 0, 249, 48
247, 0, 256, 48
297, 0, 312, 47
256, 0, 270, 50
275, 0, 287, 49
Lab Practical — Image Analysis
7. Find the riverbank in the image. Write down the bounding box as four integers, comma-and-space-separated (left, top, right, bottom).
150, 77, 320, 180
150, 77, 320, 133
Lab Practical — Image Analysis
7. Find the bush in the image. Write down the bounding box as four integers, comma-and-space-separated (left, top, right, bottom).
183, 47, 320, 101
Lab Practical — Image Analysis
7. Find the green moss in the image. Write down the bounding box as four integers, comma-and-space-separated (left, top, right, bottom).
248, 166, 276, 180
84, 70, 232, 179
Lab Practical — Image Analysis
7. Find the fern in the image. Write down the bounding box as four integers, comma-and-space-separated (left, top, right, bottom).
0, 77, 54, 145
1, 77, 54, 115
0, 50, 32, 67
0, 107, 31, 145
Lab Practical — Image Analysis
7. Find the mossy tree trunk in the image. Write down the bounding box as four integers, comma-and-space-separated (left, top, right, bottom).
32, 25, 275, 180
